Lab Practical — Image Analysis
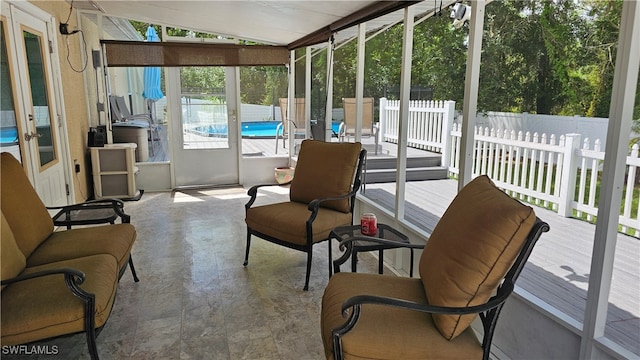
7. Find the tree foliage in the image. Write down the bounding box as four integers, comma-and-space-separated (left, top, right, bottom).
318, 0, 635, 120
130, 1, 639, 124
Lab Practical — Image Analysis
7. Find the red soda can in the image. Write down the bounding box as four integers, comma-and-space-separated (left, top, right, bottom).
360, 213, 378, 235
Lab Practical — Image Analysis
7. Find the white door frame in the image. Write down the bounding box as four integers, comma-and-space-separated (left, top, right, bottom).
4, 1, 73, 205
167, 66, 240, 188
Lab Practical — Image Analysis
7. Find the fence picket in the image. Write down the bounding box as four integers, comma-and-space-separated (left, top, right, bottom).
587, 140, 601, 221
545, 134, 556, 209
379, 98, 640, 237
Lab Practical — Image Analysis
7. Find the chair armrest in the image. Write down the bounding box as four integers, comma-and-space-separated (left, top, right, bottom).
307, 188, 358, 212
305, 189, 358, 224
1, 267, 95, 306
331, 281, 515, 356
245, 183, 290, 209
49, 199, 130, 226
1, 268, 85, 286
341, 280, 513, 317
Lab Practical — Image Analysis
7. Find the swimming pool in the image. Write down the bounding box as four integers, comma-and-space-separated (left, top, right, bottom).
193, 121, 341, 138
0, 127, 19, 145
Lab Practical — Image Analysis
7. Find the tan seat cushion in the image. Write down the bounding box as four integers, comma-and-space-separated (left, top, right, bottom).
1, 254, 118, 346
289, 140, 361, 213
26, 223, 136, 272
321, 272, 483, 360
420, 175, 535, 340
1, 213, 26, 291
246, 202, 353, 246
0, 153, 54, 258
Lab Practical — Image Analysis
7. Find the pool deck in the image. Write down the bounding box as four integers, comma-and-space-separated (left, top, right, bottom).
149, 126, 422, 161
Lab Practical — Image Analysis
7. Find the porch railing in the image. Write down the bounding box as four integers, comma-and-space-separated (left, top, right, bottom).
378, 98, 640, 237
379, 98, 455, 167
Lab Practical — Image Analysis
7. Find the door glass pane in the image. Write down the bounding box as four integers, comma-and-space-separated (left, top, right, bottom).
606, 68, 640, 357
180, 67, 229, 149
23, 30, 55, 166
0, 20, 21, 161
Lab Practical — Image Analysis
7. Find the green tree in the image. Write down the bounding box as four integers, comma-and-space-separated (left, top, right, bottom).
240, 66, 288, 106
130, 3, 635, 126
583, 0, 623, 118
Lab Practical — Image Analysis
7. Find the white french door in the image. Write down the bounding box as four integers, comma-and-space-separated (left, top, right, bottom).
169, 66, 239, 187
1, 3, 68, 206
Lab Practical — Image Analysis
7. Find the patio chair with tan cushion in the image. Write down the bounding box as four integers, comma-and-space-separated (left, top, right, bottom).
340, 98, 379, 155
321, 175, 550, 359
244, 140, 366, 290
276, 97, 306, 153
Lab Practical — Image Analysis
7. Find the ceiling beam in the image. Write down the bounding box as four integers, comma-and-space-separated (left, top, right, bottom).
287, 0, 422, 50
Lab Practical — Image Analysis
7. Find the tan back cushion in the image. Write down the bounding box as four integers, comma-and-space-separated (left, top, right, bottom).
1, 212, 26, 290
0, 153, 53, 258
419, 175, 535, 340
289, 140, 361, 213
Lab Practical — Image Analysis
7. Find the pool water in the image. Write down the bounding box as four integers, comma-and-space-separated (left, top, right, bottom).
194, 121, 341, 138
0, 127, 19, 145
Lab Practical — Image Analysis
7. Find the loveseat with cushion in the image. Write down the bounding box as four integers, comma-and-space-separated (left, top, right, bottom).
0, 152, 138, 360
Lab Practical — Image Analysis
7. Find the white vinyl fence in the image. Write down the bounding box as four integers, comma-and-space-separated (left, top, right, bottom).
379, 98, 455, 167
378, 98, 640, 236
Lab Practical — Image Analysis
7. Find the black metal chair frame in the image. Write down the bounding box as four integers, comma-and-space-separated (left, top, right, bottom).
1, 269, 102, 360
48, 198, 140, 282
331, 218, 550, 360
244, 148, 367, 291
1, 199, 142, 359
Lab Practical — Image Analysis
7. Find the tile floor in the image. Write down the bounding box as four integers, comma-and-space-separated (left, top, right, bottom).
6, 185, 381, 360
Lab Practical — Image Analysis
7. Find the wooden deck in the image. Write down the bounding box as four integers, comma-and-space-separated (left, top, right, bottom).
143, 134, 638, 355
365, 180, 639, 355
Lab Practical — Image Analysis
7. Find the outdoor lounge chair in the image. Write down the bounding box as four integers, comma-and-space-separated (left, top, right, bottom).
244, 140, 366, 290
109, 95, 160, 156
276, 97, 306, 154
340, 98, 379, 155
321, 175, 549, 359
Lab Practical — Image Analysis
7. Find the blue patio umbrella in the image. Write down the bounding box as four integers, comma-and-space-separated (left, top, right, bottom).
142, 26, 163, 102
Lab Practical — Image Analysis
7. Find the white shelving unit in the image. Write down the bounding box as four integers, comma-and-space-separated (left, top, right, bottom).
90, 143, 140, 199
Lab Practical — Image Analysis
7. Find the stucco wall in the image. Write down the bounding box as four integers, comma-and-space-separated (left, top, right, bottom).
31, 1, 98, 201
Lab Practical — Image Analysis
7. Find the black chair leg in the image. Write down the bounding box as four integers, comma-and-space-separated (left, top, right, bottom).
86, 327, 99, 360
81, 296, 99, 360
328, 238, 333, 278
304, 250, 312, 291
243, 231, 251, 266
128, 256, 140, 282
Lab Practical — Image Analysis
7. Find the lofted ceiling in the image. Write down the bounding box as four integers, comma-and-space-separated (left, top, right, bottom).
69, 1, 454, 48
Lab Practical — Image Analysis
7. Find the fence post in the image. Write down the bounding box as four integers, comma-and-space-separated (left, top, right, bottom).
558, 133, 581, 217
441, 101, 455, 168
378, 97, 387, 144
